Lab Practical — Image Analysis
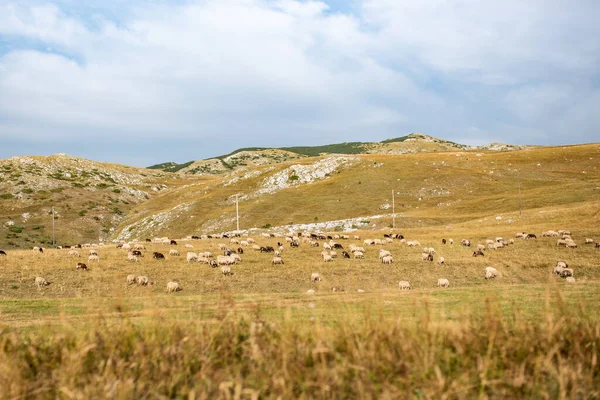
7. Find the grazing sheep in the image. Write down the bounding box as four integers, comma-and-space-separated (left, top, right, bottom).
323, 243, 332, 250
330, 251, 338, 258
556, 239, 568, 247
461, 239, 471, 247
68, 250, 81, 257
0, 250, 6, 256
221, 266, 233, 276
438, 256, 445, 264
585, 238, 594, 244
272, 256, 284, 265
406, 240, 421, 247
133, 244, 145, 250
487, 243, 496, 250
473, 250, 485, 257
311, 272, 321, 282
421, 253, 433, 262
216, 255, 234, 265
187, 252, 198, 263
485, 239, 494, 245
323, 254, 333, 262
353, 251, 365, 259
238, 247, 244, 254
126, 274, 136, 285
89, 249, 98, 256
121, 243, 131, 251
75, 262, 88, 271
526, 234, 537, 239
448, 238, 454, 245
169, 249, 180, 256
485, 267, 500, 280
35, 277, 50, 287
381, 255, 393, 264
331, 287, 345, 292
442, 239, 447, 245
379, 249, 392, 259
88, 255, 100, 262
565, 277, 576, 283
566, 241, 577, 248
596, 242, 600, 248
437, 278, 449, 288
509, 239, 515, 244
306, 289, 316, 294
166, 281, 181, 293
477, 244, 486, 251
341, 251, 350, 259
153, 252, 165, 260
560, 268, 574, 278
398, 281, 411, 290
184, 244, 194, 249
127, 254, 139, 262
170, 240, 178, 245
357, 289, 365, 293
422, 247, 436, 255
136, 276, 150, 286
516, 232, 526, 238
33, 246, 44, 253
199, 251, 213, 258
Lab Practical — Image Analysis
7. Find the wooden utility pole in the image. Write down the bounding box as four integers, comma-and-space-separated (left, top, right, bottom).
235, 195, 240, 231
392, 190, 396, 229
518, 179, 522, 217
51, 207, 55, 247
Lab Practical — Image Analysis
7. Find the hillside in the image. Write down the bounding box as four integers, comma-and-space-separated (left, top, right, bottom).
114, 143, 600, 241
0, 154, 193, 248
149, 133, 531, 175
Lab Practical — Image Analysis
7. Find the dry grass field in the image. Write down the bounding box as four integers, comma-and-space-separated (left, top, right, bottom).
1, 143, 600, 398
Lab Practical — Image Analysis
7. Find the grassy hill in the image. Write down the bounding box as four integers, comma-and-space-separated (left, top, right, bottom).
113, 143, 600, 241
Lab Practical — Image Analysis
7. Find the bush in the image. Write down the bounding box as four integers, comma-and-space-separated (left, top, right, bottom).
78, 210, 87, 217
262, 223, 272, 229
50, 187, 64, 193
112, 189, 121, 194
96, 183, 109, 189
21, 188, 34, 194
0, 194, 14, 199
8, 225, 23, 233
289, 175, 299, 181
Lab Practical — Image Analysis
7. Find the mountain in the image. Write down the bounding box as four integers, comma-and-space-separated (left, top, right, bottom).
0, 154, 190, 248
1, 136, 597, 249
148, 133, 531, 175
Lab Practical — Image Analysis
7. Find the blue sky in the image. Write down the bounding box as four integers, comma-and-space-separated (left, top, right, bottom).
1, 0, 599, 167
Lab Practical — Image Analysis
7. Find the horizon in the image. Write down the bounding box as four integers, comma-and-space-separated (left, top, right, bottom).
1, 1, 599, 167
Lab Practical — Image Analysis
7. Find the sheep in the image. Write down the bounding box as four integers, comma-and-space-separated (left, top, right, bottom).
357, 289, 365, 293
461, 239, 471, 247
406, 240, 420, 247
247, 238, 256, 244
33, 246, 44, 253
560, 268, 574, 278
35, 277, 50, 287
240, 240, 249, 247
353, 235, 360, 240
88, 255, 100, 262
230, 238, 239, 244
341, 251, 351, 259
364, 239, 375, 246
199, 251, 213, 258
487, 243, 496, 250
136, 276, 150, 286
306, 289, 316, 294
421, 253, 433, 261
230, 253, 242, 263
217, 255, 235, 265
323, 243, 332, 250
509, 239, 515, 244
473, 250, 485, 257
323, 254, 333, 262
485, 239, 494, 245
331, 287, 345, 292
170, 240, 177, 245
381, 255, 393, 264
169, 249, 180, 256
557, 239, 568, 247
596, 242, 600, 248
0, 250, 6, 256
127, 254, 139, 262
89, 249, 98, 256
218, 243, 227, 250
121, 243, 131, 250
238, 247, 244, 254
274, 250, 280, 256
272, 256, 284, 265
153, 252, 165, 259
565, 277, 576, 283
477, 244, 486, 251
68, 250, 81, 257
448, 238, 454, 245
187, 252, 198, 263
353, 251, 365, 259
133, 244, 146, 250
126, 274, 136, 285
437, 278, 449, 288
585, 238, 594, 244
311, 272, 321, 282
330, 251, 338, 258
166, 281, 181, 293
398, 280, 411, 290
131, 250, 143, 257
379, 249, 392, 259
442, 239, 447, 244
278, 245, 284, 253
310, 240, 320, 247
422, 247, 436, 255
221, 266, 233, 276
485, 267, 500, 280
526, 234, 537, 239
184, 244, 194, 249
438, 256, 445, 264
566, 241, 577, 248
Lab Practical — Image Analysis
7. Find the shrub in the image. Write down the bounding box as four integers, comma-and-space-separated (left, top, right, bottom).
0, 194, 14, 199
96, 183, 109, 189
112, 189, 121, 194
50, 187, 64, 193
289, 175, 299, 181
262, 223, 272, 229
9, 225, 23, 233
21, 188, 34, 194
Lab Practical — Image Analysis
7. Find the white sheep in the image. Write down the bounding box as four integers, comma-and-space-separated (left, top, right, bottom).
221, 265, 233, 275
307, 289, 316, 294
127, 254, 139, 262
485, 266, 500, 280
353, 251, 365, 259
448, 238, 454, 245
68, 250, 80, 257
240, 240, 249, 247
330, 251, 338, 258
311, 272, 321, 282
127, 274, 136, 285
560, 268, 574, 278
477, 244, 486, 251
35, 277, 50, 287
565, 276, 576, 283
323, 254, 333, 262
438, 256, 445, 264
166, 281, 181, 293
184, 244, 194, 249
133, 244, 145, 250
88, 255, 100, 262
398, 280, 411, 290
187, 252, 198, 263
437, 278, 449, 288
136, 276, 150, 286
272, 256, 284, 265
381, 255, 393, 264
323, 243, 332, 250
406, 240, 420, 247
89, 249, 98, 256
169, 249, 180, 256
379, 249, 392, 259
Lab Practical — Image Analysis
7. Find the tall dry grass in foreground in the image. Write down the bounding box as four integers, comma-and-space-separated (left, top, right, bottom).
1, 292, 599, 399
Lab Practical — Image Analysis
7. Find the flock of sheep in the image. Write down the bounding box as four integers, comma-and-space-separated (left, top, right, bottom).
4, 227, 595, 294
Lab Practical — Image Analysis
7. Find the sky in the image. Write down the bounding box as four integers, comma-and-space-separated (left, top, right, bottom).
1, 0, 599, 167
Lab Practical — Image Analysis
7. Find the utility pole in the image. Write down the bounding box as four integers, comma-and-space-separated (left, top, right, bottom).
518, 176, 522, 217
235, 194, 240, 232
392, 190, 396, 229
51, 207, 55, 247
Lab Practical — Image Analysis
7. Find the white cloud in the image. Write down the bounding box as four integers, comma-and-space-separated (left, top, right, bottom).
0, 0, 598, 164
